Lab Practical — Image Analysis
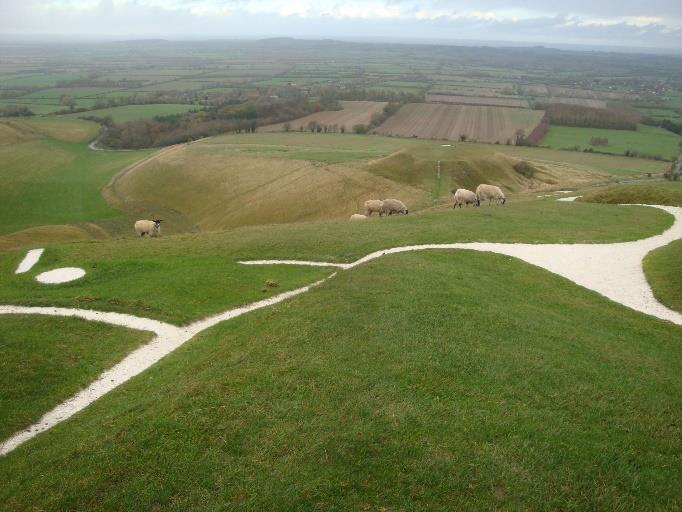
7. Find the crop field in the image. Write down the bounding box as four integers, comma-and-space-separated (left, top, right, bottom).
426, 94, 530, 108
542, 97, 608, 109
541, 124, 682, 160
259, 101, 387, 132
376, 103, 545, 144
69, 104, 202, 123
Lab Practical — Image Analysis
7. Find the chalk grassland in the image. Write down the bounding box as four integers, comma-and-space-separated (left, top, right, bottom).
0, 315, 151, 440
68, 104, 202, 123
582, 181, 682, 208
0, 118, 151, 237
541, 124, 682, 160
426, 94, 530, 108
259, 101, 387, 132
1, 247, 680, 510
376, 103, 545, 144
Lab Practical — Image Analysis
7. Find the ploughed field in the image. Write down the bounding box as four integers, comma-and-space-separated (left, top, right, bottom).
259, 100, 387, 132
376, 103, 545, 144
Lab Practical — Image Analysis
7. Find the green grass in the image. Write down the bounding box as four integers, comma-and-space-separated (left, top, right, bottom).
1, 250, 680, 510
0, 201, 673, 324
0, 315, 150, 440
541, 124, 681, 161
581, 181, 682, 207
70, 104, 202, 123
0, 118, 151, 235
644, 239, 682, 314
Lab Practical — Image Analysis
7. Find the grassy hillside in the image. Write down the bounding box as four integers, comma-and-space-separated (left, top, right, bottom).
0, 201, 672, 324
541, 124, 681, 161
645, 239, 682, 314
581, 181, 682, 207
103, 132, 623, 234
0, 315, 150, 440
1, 249, 680, 510
0, 118, 151, 236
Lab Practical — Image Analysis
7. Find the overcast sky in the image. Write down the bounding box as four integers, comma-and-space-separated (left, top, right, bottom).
1, 0, 681, 50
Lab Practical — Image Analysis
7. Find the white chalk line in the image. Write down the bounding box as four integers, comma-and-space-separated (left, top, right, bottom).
240, 205, 682, 326
15, 248, 43, 274
0, 275, 333, 455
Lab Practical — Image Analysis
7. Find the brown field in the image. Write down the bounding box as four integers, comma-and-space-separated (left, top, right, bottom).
375, 103, 545, 144
260, 101, 387, 132
428, 85, 514, 98
425, 94, 529, 108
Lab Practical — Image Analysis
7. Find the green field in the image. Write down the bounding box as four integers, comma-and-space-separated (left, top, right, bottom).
70, 103, 202, 123
1, 245, 680, 510
541, 124, 681, 160
0, 118, 150, 236
581, 181, 682, 207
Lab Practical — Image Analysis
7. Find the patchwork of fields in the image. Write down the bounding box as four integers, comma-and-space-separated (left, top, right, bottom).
426, 94, 530, 108
376, 103, 545, 144
259, 101, 387, 132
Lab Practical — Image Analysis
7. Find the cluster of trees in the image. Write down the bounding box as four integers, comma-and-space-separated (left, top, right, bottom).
100, 95, 317, 149
0, 105, 34, 117
335, 86, 423, 103
518, 114, 549, 146
642, 117, 682, 136
284, 102, 402, 137
589, 137, 609, 147
538, 103, 641, 130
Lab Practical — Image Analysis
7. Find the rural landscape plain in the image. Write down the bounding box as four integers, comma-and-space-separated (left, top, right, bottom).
1, 2, 682, 509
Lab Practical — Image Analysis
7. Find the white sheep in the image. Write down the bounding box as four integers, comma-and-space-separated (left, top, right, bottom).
134, 219, 163, 237
452, 188, 480, 208
350, 214, 367, 221
476, 184, 506, 206
364, 199, 384, 217
381, 198, 408, 216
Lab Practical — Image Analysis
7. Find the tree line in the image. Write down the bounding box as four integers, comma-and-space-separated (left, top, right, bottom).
536, 103, 642, 130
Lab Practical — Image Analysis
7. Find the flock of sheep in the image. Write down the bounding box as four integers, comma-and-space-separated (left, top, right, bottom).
350, 184, 506, 222
135, 185, 505, 234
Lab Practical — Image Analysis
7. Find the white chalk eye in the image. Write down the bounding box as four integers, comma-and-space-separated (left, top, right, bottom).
15, 249, 86, 284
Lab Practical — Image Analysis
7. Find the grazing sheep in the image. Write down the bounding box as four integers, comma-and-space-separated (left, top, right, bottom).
134, 219, 163, 237
452, 188, 480, 208
350, 214, 367, 221
476, 184, 506, 206
381, 198, 409, 216
364, 199, 384, 217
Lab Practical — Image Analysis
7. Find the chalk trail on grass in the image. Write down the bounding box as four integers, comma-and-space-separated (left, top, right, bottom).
1, 204, 681, 455
240, 205, 682, 326
0, 276, 332, 455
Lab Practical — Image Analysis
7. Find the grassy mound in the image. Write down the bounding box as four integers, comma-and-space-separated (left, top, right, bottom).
0, 117, 150, 237
0, 315, 150, 440
0, 201, 672, 324
644, 239, 682, 313
581, 181, 682, 207
1, 251, 680, 510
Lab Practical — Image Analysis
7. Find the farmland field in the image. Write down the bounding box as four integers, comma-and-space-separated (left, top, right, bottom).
376, 103, 545, 144
426, 94, 530, 108
259, 101, 387, 132
69, 104, 202, 123
541, 124, 682, 160
542, 97, 608, 109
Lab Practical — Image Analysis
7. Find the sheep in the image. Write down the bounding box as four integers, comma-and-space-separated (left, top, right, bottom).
364, 199, 384, 217
350, 214, 367, 221
134, 219, 163, 237
381, 198, 408, 216
452, 188, 480, 208
476, 184, 506, 206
